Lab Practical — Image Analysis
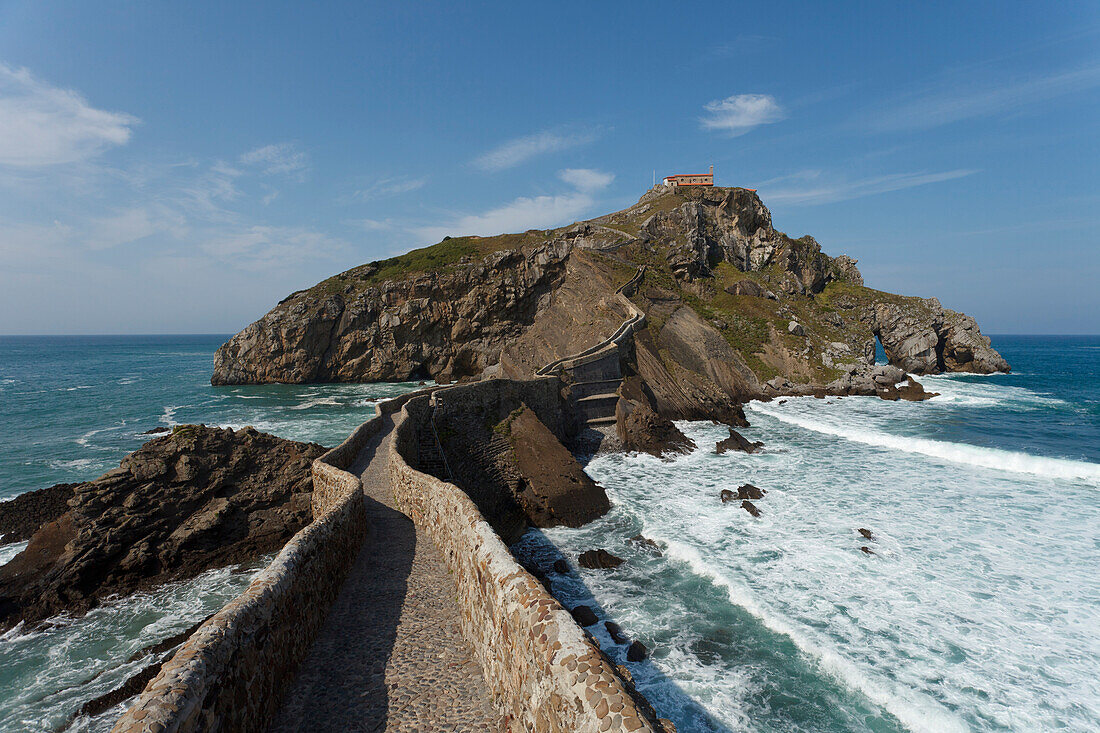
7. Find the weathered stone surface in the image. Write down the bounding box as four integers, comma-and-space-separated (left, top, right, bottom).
578, 549, 624, 570
715, 428, 763, 454
615, 377, 695, 457
507, 406, 610, 528
872, 301, 1009, 375
0, 482, 75, 543
212, 241, 573, 385
626, 641, 648, 662
0, 425, 324, 630
720, 484, 766, 503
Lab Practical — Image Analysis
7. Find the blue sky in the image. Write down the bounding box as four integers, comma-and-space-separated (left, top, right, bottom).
1, 1, 1097, 335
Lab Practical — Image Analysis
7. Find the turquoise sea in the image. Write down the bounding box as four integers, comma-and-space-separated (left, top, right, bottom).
1, 335, 1099, 732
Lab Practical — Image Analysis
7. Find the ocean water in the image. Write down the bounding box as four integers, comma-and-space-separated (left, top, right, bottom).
0, 335, 421, 731
3, 335, 1098, 732
517, 335, 1100, 733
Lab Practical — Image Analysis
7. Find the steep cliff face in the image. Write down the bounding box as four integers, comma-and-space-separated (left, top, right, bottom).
212, 186, 1008, 402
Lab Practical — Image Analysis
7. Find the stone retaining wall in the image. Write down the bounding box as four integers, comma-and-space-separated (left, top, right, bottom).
390, 393, 658, 733
112, 391, 425, 733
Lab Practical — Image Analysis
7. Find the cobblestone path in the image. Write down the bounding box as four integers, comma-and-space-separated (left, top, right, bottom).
269, 414, 500, 732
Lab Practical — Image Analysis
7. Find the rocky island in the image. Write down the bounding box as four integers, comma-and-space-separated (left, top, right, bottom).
212, 185, 1007, 424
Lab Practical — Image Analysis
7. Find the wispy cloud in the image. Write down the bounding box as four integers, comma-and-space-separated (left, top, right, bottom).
0, 62, 139, 167
413, 168, 614, 242
200, 225, 349, 271
84, 206, 185, 250
558, 168, 614, 192
473, 129, 598, 171
759, 168, 978, 205
349, 175, 426, 201
700, 94, 785, 136
868, 64, 1100, 132
239, 143, 308, 176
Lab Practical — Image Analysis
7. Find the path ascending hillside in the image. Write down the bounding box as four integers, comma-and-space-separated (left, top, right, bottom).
268, 413, 499, 732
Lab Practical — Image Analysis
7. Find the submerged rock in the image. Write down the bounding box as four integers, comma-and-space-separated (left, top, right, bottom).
552, 558, 569, 574
0, 425, 324, 630
578, 549, 624, 570
715, 428, 763, 454
627, 534, 662, 555
721, 484, 766, 503
605, 621, 629, 644
858, 528, 876, 541
741, 500, 762, 518
571, 605, 598, 627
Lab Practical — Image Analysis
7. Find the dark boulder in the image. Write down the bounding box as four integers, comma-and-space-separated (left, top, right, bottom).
715, 429, 763, 454
578, 549, 624, 570
627, 534, 662, 555
897, 377, 938, 402
858, 528, 876, 541
605, 621, 629, 644
627, 640, 648, 662
552, 558, 569, 574
571, 605, 598, 627
721, 484, 765, 503
861, 546, 876, 555
142, 427, 170, 435
741, 500, 762, 518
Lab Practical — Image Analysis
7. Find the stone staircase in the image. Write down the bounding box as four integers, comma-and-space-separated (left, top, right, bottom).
537, 267, 647, 429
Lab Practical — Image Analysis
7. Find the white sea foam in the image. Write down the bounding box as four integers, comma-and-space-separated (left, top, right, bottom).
657, 538, 971, 733
160, 405, 179, 425
749, 402, 1100, 484
47, 458, 104, 473
0, 561, 265, 732
288, 397, 340, 410
0, 541, 28, 567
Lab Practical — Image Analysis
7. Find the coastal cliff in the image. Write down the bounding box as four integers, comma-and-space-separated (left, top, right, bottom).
212, 186, 1008, 410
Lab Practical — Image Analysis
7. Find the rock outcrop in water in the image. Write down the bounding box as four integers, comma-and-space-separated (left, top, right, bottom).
0, 425, 325, 630
0, 482, 76, 543
212, 185, 1008, 419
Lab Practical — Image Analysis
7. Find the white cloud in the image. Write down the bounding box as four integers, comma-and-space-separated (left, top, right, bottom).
412, 168, 614, 242
239, 143, 308, 176
700, 93, 785, 136
869, 64, 1100, 132
559, 168, 614, 192
474, 129, 598, 171
759, 168, 978, 205
0, 63, 138, 167
413, 192, 594, 242
350, 175, 426, 201
84, 206, 187, 250
200, 225, 349, 271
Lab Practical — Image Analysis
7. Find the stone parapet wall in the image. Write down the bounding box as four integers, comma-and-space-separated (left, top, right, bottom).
390, 394, 657, 733
112, 389, 427, 733
431, 376, 565, 438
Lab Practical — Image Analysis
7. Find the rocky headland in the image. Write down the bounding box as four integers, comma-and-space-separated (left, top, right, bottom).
0, 425, 324, 630
212, 185, 1007, 427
